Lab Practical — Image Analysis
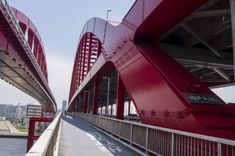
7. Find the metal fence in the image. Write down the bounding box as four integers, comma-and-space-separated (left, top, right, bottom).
26, 112, 62, 156
75, 113, 235, 156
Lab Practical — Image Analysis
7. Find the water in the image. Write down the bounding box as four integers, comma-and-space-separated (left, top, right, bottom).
0, 137, 27, 156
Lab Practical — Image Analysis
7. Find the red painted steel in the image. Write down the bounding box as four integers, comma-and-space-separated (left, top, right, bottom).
92, 77, 99, 115
69, 33, 101, 101
116, 74, 125, 120
0, 3, 56, 112
10, 8, 48, 81
83, 91, 88, 113
68, 0, 235, 140
27, 117, 53, 151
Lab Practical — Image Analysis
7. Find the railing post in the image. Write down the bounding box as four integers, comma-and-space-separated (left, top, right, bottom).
145, 127, 149, 154
217, 143, 222, 156
130, 124, 133, 145
171, 133, 175, 156
119, 122, 122, 138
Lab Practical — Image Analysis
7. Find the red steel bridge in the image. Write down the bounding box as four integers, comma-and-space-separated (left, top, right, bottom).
2, 0, 235, 155
68, 0, 235, 141
0, 0, 56, 112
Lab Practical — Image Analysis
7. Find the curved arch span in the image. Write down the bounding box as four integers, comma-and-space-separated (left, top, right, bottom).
11, 7, 48, 81
69, 0, 235, 140
0, 4, 56, 112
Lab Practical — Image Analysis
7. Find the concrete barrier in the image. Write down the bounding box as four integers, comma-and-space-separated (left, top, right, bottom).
25, 112, 62, 156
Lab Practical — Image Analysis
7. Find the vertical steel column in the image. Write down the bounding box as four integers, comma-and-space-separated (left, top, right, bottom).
230, 0, 235, 82
75, 98, 78, 112
28, 30, 34, 49
81, 35, 87, 81
105, 77, 110, 115
111, 104, 113, 116
87, 33, 92, 71
97, 40, 102, 56
78, 95, 82, 113
83, 91, 88, 113
116, 74, 125, 119
87, 91, 90, 113
128, 100, 131, 115
27, 118, 35, 152
33, 42, 39, 59
92, 77, 99, 115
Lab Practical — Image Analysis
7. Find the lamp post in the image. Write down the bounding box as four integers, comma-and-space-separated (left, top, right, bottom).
106, 9, 112, 20
103, 77, 110, 115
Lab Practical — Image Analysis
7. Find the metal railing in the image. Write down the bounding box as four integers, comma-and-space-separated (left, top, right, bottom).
75, 113, 235, 156
26, 112, 62, 156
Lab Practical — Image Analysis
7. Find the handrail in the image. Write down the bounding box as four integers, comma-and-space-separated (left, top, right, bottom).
0, 0, 56, 108
25, 112, 62, 156
76, 113, 235, 156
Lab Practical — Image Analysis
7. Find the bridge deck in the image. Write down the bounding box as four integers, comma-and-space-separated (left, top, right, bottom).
58, 116, 139, 156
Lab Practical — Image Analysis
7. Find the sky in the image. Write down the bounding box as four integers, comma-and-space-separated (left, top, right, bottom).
0, 0, 235, 109
0, 0, 135, 109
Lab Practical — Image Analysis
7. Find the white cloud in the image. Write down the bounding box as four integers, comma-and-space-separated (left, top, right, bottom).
0, 79, 37, 105
47, 52, 73, 109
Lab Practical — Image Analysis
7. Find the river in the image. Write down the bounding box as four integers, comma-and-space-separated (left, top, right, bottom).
0, 137, 27, 156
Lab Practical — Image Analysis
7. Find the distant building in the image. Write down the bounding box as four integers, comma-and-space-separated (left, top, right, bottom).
16, 103, 22, 120
62, 100, 67, 116
0, 103, 28, 120
23, 104, 42, 128
26, 104, 42, 117
0, 104, 7, 116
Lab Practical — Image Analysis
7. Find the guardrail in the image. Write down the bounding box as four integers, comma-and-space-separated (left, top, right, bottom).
75, 113, 235, 156
26, 112, 62, 156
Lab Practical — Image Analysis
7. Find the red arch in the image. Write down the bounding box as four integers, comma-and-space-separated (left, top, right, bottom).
0, 4, 56, 112
69, 33, 103, 101
11, 7, 48, 81
69, 0, 235, 140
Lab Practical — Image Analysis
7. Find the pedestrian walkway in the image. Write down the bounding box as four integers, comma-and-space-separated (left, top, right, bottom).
58, 115, 140, 156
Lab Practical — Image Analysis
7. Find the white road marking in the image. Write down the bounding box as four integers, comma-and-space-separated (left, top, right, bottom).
86, 131, 123, 154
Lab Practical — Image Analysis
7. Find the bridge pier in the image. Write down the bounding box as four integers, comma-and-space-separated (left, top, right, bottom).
92, 77, 99, 115
116, 74, 125, 120
83, 91, 88, 113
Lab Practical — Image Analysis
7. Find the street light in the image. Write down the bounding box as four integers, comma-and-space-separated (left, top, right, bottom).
103, 76, 110, 115
106, 10, 112, 20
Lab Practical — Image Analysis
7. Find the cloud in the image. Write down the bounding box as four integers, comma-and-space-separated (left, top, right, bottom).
46, 52, 73, 109
0, 79, 37, 105
212, 86, 235, 104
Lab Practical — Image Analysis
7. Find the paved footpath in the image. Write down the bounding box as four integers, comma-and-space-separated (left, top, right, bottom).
58, 115, 140, 156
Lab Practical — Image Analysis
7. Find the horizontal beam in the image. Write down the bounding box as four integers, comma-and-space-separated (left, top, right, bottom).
191, 9, 230, 19
213, 68, 231, 81
181, 23, 224, 58
160, 43, 233, 69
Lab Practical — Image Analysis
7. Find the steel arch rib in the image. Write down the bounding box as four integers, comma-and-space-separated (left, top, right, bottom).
0, 3, 56, 112
69, 0, 235, 140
